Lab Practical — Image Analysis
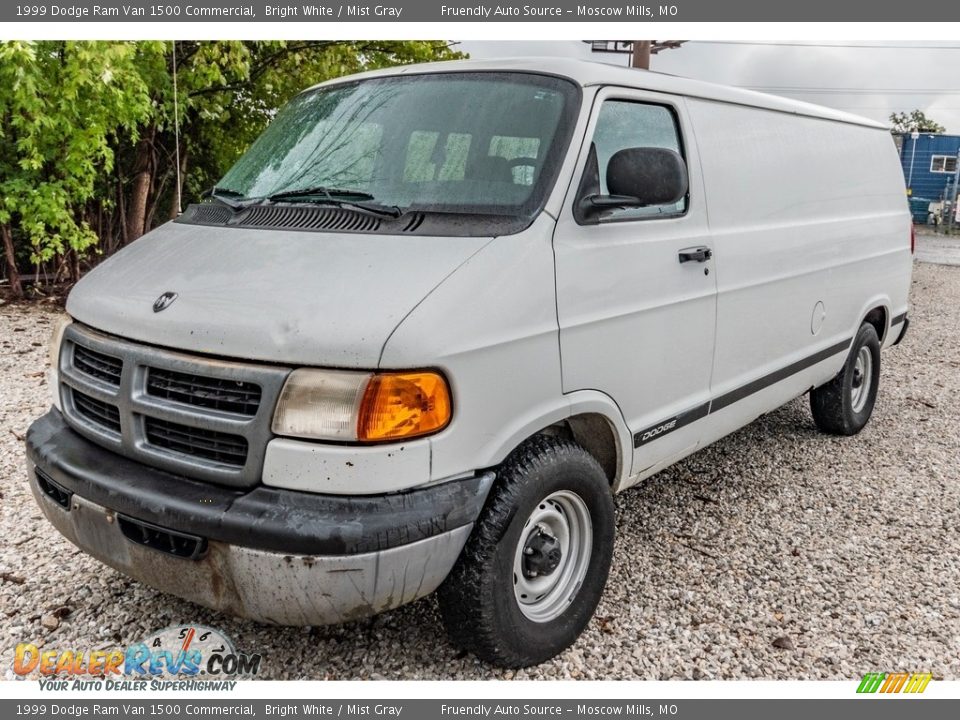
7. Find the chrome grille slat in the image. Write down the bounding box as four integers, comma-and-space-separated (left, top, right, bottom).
146, 367, 261, 416
59, 364, 123, 404
144, 417, 248, 467
72, 390, 122, 433
73, 345, 122, 386
129, 395, 254, 431
59, 324, 290, 487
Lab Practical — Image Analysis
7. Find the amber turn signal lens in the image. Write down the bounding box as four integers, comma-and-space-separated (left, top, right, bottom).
358, 372, 451, 442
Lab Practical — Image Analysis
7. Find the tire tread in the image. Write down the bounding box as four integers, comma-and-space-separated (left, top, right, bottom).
437, 434, 611, 667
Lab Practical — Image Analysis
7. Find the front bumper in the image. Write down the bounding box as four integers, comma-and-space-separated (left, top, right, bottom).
26, 410, 493, 625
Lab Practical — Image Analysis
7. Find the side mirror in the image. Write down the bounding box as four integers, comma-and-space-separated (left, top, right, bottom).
607, 147, 688, 205
577, 147, 688, 220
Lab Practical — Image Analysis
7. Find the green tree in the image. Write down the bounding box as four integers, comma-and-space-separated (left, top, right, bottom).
0, 41, 464, 297
0, 41, 151, 298
889, 109, 945, 134
117, 41, 465, 244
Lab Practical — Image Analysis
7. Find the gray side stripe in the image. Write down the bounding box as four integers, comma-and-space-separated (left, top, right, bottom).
633, 338, 852, 449
633, 401, 710, 449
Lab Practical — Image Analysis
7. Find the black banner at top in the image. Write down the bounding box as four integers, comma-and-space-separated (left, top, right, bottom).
3, 0, 958, 23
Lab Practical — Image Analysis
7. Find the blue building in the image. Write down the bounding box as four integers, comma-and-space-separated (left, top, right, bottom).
897, 132, 960, 222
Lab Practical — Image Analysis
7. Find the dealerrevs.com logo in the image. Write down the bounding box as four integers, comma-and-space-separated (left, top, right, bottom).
14, 625, 261, 691
856, 672, 934, 694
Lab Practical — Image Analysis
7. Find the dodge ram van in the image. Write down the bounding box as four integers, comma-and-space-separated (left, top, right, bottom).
26, 58, 912, 667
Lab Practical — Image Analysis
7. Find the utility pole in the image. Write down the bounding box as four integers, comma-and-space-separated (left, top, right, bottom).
585, 41, 686, 69
632, 41, 652, 69
947, 149, 960, 234
906, 129, 920, 192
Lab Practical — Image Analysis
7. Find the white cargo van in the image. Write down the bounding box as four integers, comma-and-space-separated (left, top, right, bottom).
27, 58, 912, 667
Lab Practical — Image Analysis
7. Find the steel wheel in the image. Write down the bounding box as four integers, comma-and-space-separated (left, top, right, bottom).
512, 489, 593, 623
851, 345, 873, 413
811, 322, 881, 436
438, 435, 616, 667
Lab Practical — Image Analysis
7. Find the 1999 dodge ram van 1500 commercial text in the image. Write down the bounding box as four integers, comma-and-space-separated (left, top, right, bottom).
26, 58, 912, 667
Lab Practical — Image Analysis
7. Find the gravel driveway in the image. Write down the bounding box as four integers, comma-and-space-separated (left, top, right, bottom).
2, 261, 958, 681
915, 228, 960, 267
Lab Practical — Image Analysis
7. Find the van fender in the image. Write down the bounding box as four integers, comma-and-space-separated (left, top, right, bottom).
808, 294, 891, 392
853, 293, 893, 344
476, 389, 633, 490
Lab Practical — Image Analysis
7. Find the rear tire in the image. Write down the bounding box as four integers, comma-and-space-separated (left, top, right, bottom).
810, 322, 881, 435
437, 435, 615, 668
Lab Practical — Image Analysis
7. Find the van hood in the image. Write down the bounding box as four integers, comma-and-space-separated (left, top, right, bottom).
67, 221, 492, 367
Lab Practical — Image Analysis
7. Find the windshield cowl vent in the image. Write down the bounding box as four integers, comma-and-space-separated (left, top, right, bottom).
188, 203, 233, 225
176, 202, 531, 237
401, 212, 426, 233
238, 205, 381, 232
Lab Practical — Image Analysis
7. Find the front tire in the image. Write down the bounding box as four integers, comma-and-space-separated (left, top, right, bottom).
810, 322, 881, 435
437, 435, 615, 668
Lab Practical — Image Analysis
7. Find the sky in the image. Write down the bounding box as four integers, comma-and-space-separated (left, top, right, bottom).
456, 40, 960, 134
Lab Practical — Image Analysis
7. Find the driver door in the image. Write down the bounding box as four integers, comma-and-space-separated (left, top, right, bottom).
552, 88, 718, 482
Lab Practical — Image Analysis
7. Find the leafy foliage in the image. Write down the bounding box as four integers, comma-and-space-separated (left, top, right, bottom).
0, 42, 150, 268
0, 40, 464, 298
889, 109, 945, 135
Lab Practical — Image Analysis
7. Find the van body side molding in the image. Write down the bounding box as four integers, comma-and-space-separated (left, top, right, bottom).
633, 338, 852, 449
710, 339, 852, 413
633, 402, 710, 448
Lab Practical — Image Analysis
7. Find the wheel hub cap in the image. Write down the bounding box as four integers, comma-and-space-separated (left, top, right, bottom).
512, 490, 593, 623
522, 528, 563, 577
850, 346, 873, 413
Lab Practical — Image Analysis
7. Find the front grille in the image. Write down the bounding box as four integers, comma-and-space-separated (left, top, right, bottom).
72, 389, 122, 433
147, 367, 261, 416
144, 417, 248, 467
73, 345, 122, 386
57, 324, 290, 487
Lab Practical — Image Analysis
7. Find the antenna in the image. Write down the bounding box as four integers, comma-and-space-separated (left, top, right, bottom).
172, 40, 182, 216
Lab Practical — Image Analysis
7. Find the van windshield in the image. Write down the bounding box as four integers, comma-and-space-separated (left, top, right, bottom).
215, 72, 579, 223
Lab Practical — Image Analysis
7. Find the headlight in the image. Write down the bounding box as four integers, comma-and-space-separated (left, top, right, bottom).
48, 315, 73, 411
272, 369, 452, 442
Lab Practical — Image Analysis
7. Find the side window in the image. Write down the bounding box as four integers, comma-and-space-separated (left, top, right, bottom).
589, 100, 687, 220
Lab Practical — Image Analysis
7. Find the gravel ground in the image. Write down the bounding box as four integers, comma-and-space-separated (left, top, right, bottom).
2, 261, 958, 681
914, 227, 960, 267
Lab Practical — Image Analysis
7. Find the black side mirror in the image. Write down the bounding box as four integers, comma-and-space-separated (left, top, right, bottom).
607, 147, 688, 205
577, 146, 688, 221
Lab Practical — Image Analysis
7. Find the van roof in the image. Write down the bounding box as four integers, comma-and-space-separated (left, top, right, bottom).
305, 56, 887, 131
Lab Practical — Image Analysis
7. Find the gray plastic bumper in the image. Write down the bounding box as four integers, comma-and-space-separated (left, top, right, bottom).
26, 410, 493, 625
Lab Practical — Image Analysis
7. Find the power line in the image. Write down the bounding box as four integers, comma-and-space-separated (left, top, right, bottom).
693, 41, 960, 50
745, 87, 960, 95
813, 106, 960, 110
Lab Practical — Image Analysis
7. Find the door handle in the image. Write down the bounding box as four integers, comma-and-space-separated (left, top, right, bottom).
678, 246, 713, 263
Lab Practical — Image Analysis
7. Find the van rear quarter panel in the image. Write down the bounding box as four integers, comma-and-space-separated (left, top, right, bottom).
686, 99, 912, 406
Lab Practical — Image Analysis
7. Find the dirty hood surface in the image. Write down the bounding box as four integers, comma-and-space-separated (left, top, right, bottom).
67, 221, 491, 367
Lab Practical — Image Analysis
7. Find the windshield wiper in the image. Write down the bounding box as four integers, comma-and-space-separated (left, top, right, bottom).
267, 186, 403, 219
269, 186, 374, 201
206, 186, 254, 210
